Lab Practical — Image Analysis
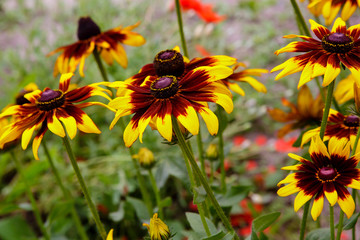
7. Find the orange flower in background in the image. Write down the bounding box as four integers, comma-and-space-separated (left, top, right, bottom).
48, 17, 145, 77
0, 73, 111, 160
173, 0, 226, 23
271, 17, 360, 88
223, 62, 267, 96
267, 85, 323, 138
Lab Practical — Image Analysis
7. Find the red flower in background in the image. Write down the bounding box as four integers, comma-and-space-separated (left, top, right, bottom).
171, 0, 226, 23
274, 137, 299, 153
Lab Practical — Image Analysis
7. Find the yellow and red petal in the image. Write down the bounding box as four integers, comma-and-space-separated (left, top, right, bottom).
32, 125, 47, 160
277, 173, 297, 186
322, 54, 341, 86
309, 19, 330, 39
59, 115, 77, 139
277, 182, 301, 197
175, 104, 199, 136
337, 187, 355, 218
123, 119, 140, 147
294, 190, 313, 212
281, 164, 302, 171
346, 179, 360, 190
341, 1, 357, 21
309, 135, 330, 158
331, 17, 347, 34
198, 107, 218, 135
47, 113, 65, 138
21, 124, 39, 150
311, 193, 324, 221
324, 182, 338, 206
109, 44, 128, 68
59, 73, 74, 92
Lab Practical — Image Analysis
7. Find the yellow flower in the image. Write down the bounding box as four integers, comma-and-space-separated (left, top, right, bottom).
143, 213, 170, 240
334, 73, 356, 104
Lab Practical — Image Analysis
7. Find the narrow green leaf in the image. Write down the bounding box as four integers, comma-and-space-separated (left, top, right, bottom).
343, 212, 360, 230
252, 212, 281, 232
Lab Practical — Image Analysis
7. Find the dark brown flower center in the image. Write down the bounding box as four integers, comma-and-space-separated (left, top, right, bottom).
15, 90, 31, 105
153, 50, 185, 77
322, 32, 354, 54
344, 115, 360, 127
317, 167, 339, 182
77, 17, 101, 41
150, 76, 179, 99
36, 89, 65, 111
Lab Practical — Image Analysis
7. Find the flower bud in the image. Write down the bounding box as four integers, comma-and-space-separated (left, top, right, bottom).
138, 148, 155, 169
206, 143, 219, 161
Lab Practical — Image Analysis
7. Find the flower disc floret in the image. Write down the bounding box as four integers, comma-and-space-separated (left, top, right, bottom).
36, 89, 65, 111
153, 49, 185, 77
322, 32, 354, 53
344, 115, 359, 127
150, 76, 179, 99
317, 167, 339, 182
77, 17, 101, 40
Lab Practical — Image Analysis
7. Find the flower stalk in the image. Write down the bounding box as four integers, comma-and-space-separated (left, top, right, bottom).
62, 135, 107, 240
299, 202, 310, 240
172, 116, 240, 239
148, 169, 164, 219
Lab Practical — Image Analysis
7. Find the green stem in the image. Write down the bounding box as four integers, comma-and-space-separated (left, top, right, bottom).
330, 205, 335, 240
289, 0, 311, 37
299, 202, 309, 240
148, 169, 164, 219
332, 98, 341, 113
319, 81, 335, 139
197, 129, 206, 176
172, 117, 240, 240
62, 136, 107, 240
118, 119, 154, 216
175, 0, 189, 58
350, 129, 360, 240
351, 126, 360, 156
42, 142, 88, 240
335, 210, 344, 240
93, 45, 153, 216
216, 107, 226, 193
93, 49, 110, 82
10, 151, 50, 240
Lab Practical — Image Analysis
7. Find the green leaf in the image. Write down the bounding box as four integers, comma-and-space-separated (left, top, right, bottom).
186, 212, 217, 235
252, 212, 281, 232
193, 186, 207, 204
217, 185, 253, 207
0, 215, 36, 240
159, 197, 172, 208
305, 228, 331, 240
127, 196, 150, 221
343, 212, 360, 230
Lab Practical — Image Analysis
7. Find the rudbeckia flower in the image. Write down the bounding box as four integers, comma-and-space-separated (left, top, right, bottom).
143, 213, 171, 240
0, 73, 111, 160
48, 17, 146, 77
278, 136, 360, 220
127, 47, 236, 86
308, 0, 360, 26
334, 73, 356, 104
301, 109, 360, 150
267, 85, 323, 138
223, 62, 267, 96
271, 17, 360, 88
108, 49, 234, 147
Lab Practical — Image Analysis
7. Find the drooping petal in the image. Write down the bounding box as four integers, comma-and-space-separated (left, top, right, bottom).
322, 54, 340, 86
337, 190, 355, 219
123, 119, 140, 147
198, 107, 218, 135
277, 173, 297, 186
32, 124, 47, 160
324, 182, 338, 206
175, 104, 199, 136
